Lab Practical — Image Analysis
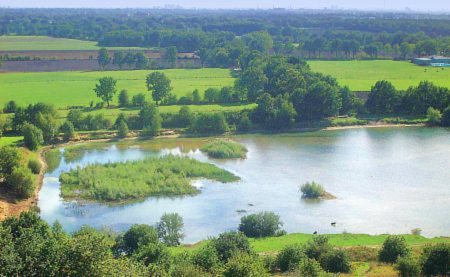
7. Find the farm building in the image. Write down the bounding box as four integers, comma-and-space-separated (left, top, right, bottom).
413, 56, 450, 67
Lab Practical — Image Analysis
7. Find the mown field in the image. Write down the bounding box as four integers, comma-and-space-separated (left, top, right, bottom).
308, 60, 450, 90
0, 68, 235, 108
0, 36, 147, 51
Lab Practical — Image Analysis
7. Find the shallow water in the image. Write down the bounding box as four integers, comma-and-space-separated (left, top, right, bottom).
38, 127, 450, 243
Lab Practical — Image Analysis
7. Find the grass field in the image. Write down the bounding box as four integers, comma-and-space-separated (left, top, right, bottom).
0, 36, 147, 51
0, 136, 23, 147
0, 68, 235, 108
309, 60, 450, 90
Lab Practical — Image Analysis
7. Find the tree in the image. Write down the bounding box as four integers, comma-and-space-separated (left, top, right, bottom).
117, 120, 129, 138
237, 113, 252, 132
339, 86, 355, 115
4, 100, 17, 113
132, 93, 147, 107
426, 107, 442, 126
191, 113, 228, 134
60, 121, 75, 141
276, 244, 306, 272
223, 252, 269, 277
156, 213, 184, 246
6, 166, 35, 199
22, 123, 43, 151
192, 89, 201, 104
300, 181, 325, 199
146, 72, 172, 105
378, 235, 410, 263
419, 243, 450, 276
134, 52, 148, 69
119, 224, 159, 255
162, 46, 177, 68
94, 77, 117, 107
321, 249, 351, 273
236, 65, 267, 102
139, 103, 161, 137
441, 106, 450, 126
395, 256, 420, 277
98, 48, 110, 70
238, 212, 283, 238
0, 146, 21, 181
364, 44, 378, 58
211, 231, 252, 262
118, 89, 130, 107
295, 258, 328, 277
112, 51, 125, 69
204, 88, 221, 103
365, 80, 400, 114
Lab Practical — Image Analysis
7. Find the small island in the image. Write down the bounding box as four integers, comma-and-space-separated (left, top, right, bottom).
59, 155, 239, 202
200, 140, 248, 159
300, 181, 336, 200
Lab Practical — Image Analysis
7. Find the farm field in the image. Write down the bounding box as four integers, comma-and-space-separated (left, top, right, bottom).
0, 68, 235, 108
0, 136, 22, 147
308, 60, 450, 90
0, 36, 147, 51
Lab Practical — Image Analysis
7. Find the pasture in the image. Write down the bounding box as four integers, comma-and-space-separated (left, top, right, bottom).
0, 68, 235, 108
0, 36, 146, 51
308, 60, 450, 90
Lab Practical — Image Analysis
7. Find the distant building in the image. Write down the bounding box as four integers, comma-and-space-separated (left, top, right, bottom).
413, 56, 450, 67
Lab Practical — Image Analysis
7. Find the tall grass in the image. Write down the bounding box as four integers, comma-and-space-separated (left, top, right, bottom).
200, 140, 247, 159
59, 155, 239, 202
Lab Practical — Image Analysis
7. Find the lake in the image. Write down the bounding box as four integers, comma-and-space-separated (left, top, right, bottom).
38, 127, 450, 243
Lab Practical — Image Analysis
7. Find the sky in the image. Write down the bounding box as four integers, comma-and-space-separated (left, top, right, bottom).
0, 0, 449, 12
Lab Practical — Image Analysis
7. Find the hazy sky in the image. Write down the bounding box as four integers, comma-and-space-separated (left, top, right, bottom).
1, 0, 449, 12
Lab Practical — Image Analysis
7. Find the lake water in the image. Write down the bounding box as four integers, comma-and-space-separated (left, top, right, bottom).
38, 127, 450, 243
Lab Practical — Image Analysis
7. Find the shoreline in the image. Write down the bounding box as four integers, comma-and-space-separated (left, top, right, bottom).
0, 122, 428, 220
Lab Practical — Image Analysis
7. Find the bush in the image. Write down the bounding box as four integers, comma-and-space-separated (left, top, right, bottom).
300, 181, 325, 199
0, 146, 22, 180
211, 231, 252, 262
4, 100, 17, 113
395, 256, 420, 277
305, 235, 332, 261
276, 244, 306, 272
321, 248, 351, 273
139, 103, 161, 137
60, 121, 75, 141
118, 89, 130, 107
378, 235, 410, 263
295, 258, 330, 277
420, 243, 450, 276
426, 107, 442, 126
117, 120, 129, 138
192, 243, 221, 273
6, 166, 35, 199
134, 242, 170, 266
28, 159, 41, 174
200, 140, 248, 159
119, 224, 159, 255
132, 93, 147, 107
238, 211, 283, 238
22, 123, 44, 150
223, 253, 268, 277
441, 106, 450, 126
237, 113, 252, 132
191, 113, 228, 134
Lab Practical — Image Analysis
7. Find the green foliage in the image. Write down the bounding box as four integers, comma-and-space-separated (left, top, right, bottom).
117, 120, 129, 138
6, 166, 35, 199
276, 244, 306, 272
191, 113, 228, 134
94, 76, 117, 106
419, 243, 450, 276
426, 107, 442, 126
253, 93, 297, 129
304, 235, 333, 261
223, 252, 269, 277
157, 213, 185, 246
27, 159, 41, 174
200, 140, 247, 159
395, 255, 420, 277
300, 181, 325, 199
118, 89, 130, 107
146, 72, 172, 104
132, 93, 148, 107
59, 155, 239, 201
60, 121, 75, 141
4, 100, 17, 113
98, 48, 110, 69
22, 123, 43, 150
365, 80, 400, 114
238, 211, 283, 238
139, 103, 161, 137
163, 46, 178, 68
192, 243, 221, 273
211, 231, 252, 263
295, 258, 330, 277
321, 248, 351, 273
441, 106, 450, 126
119, 224, 159, 255
0, 146, 21, 180
378, 235, 410, 263
237, 113, 252, 132
134, 241, 170, 266
192, 89, 201, 104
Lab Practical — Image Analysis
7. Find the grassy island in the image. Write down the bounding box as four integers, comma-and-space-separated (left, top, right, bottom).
200, 140, 248, 159
300, 181, 335, 200
59, 155, 239, 202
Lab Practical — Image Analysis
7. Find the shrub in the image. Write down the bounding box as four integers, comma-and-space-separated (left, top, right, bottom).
118, 89, 130, 107
321, 248, 351, 273
223, 253, 268, 277
276, 244, 306, 272
132, 93, 147, 107
395, 256, 420, 277
6, 166, 35, 199
211, 231, 252, 262
378, 235, 410, 263
200, 140, 248, 159
177, 106, 194, 128
441, 106, 450, 126
426, 107, 442, 126
60, 121, 75, 141
22, 123, 44, 150
0, 146, 22, 180
192, 243, 221, 273
28, 159, 41, 174
139, 103, 161, 137
300, 181, 325, 199
237, 113, 252, 132
117, 120, 129, 138
119, 224, 159, 255
420, 243, 450, 276
305, 235, 332, 261
295, 258, 330, 277
4, 100, 17, 113
191, 113, 228, 134
134, 242, 170, 266
238, 211, 283, 238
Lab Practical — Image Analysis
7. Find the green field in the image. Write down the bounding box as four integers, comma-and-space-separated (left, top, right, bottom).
0, 68, 235, 108
0, 136, 23, 147
0, 36, 146, 51
309, 60, 450, 91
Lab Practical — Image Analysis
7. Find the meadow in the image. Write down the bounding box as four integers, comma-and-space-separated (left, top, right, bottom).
0, 68, 235, 108
308, 60, 450, 90
0, 36, 147, 51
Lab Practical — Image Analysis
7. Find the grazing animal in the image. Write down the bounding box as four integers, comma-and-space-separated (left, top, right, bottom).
313, 231, 317, 235
331, 222, 336, 226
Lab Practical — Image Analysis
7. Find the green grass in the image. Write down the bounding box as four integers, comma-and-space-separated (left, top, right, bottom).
0, 136, 23, 147
308, 60, 450, 90
59, 155, 240, 202
0, 36, 147, 51
0, 68, 235, 109
200, 140, 248, 159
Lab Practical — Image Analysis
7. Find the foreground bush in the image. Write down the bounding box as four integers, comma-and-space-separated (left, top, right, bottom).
27, 159, 41, 174
378, 235, 410, 263
276, 244, 306, 272
22, 123, 44, 150
321, 248, 351, 273
223, 252, 268, 277
305, 235, 332, 261
117, 224, 159, 255
395, 256, 420, 277
300, 181, 325, 199
420, 243, 450, 276
211, 231, 252, 262
238, 211, 283, 238
6, 167, 35, 199
294, 258, 330, 277
201, 140, 248, 159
